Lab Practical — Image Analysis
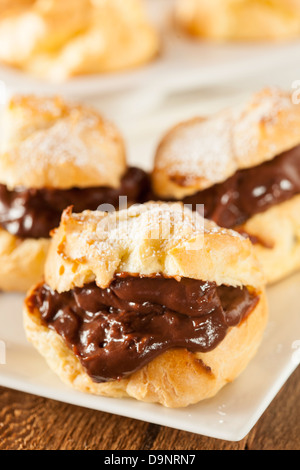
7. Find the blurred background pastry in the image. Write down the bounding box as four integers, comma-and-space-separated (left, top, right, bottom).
175, 0, 300, 41
0, 0, 159, 80
0, 94, 149, 291
152, 87, 300, 284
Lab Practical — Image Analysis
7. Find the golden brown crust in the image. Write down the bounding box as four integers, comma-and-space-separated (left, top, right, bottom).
0, 0, 159, 80
0, 228, 49, 292
0, 94, 127, 190
44, 202, 265, 293
175, 0, 300, 41
152, 88, 300, 198
239, 194, 300, 285
23, 286, 268, 407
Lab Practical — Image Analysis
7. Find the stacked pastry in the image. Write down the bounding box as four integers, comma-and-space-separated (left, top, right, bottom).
175, 0, 300, 41
0, 94, 149, 291
152, 87, 300, 284
0, 0, 159, 80
24, 202, 268, 407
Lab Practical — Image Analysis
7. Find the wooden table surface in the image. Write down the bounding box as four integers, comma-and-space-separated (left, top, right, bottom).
0, 366, 299, 450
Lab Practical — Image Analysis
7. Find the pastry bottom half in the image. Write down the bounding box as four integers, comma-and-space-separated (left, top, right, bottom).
23, 289, 268, 408
238, 194, 300, 285
0, 228, 49, 292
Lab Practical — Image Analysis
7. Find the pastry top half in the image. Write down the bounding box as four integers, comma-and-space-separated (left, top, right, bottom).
0, 0, 159, 80
0, 94, 127, 190
152, 87, 300, 199
175, 0, 300, 41
45, 202, 264, 293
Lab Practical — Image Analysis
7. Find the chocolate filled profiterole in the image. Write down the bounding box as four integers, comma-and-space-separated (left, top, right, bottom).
24, 202, 268, 407
152, 88, 300, 284
0, 95, 149, 291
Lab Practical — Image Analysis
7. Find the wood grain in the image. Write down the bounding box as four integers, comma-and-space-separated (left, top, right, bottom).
0, 366, 299, 450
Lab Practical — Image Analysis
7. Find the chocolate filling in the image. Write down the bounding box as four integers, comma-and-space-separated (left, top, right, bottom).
0, 167, 150, 239
28, 274, 259, 382
181, 144, 300, 229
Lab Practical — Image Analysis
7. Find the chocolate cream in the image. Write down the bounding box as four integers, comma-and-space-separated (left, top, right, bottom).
28, 274, 259, 382
0, 167, 150, 239
181, 144, 300, 229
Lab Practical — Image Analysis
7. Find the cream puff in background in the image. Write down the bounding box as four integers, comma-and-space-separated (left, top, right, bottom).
175, 0, 300, 41
0, 0, 159, 80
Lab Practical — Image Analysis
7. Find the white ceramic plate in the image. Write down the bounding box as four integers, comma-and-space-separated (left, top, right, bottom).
0, 0, 299, 442
1, 0, 300, 110
0, 270, 299, 442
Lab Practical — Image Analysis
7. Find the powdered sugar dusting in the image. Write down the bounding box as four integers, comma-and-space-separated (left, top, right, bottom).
18, 117, 95, 169
16, 95, 66, 118
50, 202, 252, 292
3, 104, 118, 187
233, 87, 293, 160
235, 87, 292, 129
158, 112, 235, 185
157, 87, 295, 187
0, 94, 127, 189
67, 202, 244, 266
